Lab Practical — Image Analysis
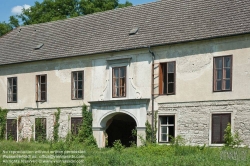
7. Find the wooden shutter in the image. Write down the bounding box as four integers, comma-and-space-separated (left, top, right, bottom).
159, 63, 163, 94
36, 75, 38, 101
7, 119, 17, 141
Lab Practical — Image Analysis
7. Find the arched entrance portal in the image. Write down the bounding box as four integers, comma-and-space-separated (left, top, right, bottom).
106, 113, 136, 147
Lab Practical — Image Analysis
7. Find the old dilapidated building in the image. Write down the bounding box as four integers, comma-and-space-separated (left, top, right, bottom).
1, 0, 250, 147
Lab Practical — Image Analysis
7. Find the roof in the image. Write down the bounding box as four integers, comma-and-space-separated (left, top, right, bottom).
1, 0, 250, 66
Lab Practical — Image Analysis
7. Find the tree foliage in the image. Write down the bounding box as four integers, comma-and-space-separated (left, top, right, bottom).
0, 0, 132, 37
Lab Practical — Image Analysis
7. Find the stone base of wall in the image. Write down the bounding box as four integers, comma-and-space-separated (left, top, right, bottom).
158, 99, 250, 147
7, 107, 82, 141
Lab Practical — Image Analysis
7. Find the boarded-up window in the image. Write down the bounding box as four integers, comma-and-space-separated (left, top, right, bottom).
158, 116, 175, 142
72, 71, 84, 99
112, 66, 126, 98
212, 114, 231, 143
71, 117, 83, 135
6, 119, 17, 141
35, 118, 46, 141
7, 77, 17, 103
36, 75, 47, 101
159, 62, 176, 95
213, 56, 232, 91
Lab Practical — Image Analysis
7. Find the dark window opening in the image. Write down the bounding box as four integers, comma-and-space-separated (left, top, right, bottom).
72, 71, 84, 99
7, 77, 17, 103
35, 118, 46, 141
71, 117, 83, 135
112, 66, 126, 98
212, 114, 231, 144
159, 116, 175, 143
159, 62, 176, 95
6, 119, 17, 141
213, 56, 232, 92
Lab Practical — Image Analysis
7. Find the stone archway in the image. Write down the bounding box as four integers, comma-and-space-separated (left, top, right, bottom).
90, 99, 149, 148
105, 113, 136, 147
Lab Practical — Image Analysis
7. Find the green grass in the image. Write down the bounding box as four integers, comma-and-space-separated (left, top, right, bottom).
0, 140, 249, 166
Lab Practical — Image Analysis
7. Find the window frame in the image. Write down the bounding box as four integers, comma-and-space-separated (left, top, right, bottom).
71, 117, 83, 135
7, 77, 18, 103
112, 66, 126, 98
6, 119, 17, 141
36, 74, 47, 102
213, 55, 232, 92
211, 113, 231, 144
159, 61, 176, 95
35, 118, 47, 141
158, 115, 175, 143
71, 71, 84, 100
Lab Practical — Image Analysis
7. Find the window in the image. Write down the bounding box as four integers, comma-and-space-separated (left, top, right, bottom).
159, 116, 175, 142
71, 71, 84, 99
159, 62, 176, 95
6, 119, 17, 141
7, 77, 17, 103
212, 114, 231, 144
213, 55, 232, 91
112, 66, 126, 98
35, 118, 46, 141
71, 117, 83, 135
36, 75, 47, 102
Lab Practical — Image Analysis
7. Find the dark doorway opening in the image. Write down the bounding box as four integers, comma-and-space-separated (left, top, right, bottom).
106, 113, 136, 147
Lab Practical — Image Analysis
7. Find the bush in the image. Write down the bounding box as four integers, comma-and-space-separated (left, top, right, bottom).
224, 123, 243, 147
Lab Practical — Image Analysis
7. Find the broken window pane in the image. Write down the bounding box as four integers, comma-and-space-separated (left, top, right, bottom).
168, 62, 174, 73
7, 77, 17, 102
160, 62, 175, 95
72, 71, 84, 99
36, 75, 47, 101
112, 67, 126, 98
214, 56, 232, 91
216, 58, 222, 68
224, 57, 231, 67
78, 72, 82, 80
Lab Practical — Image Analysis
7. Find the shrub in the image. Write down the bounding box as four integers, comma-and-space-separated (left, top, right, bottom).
53, 108, 61, 142
224, 123, 243, 147
0, 108, 8, 140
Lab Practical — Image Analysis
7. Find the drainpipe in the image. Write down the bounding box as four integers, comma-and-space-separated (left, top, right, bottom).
148, 46, 155, 142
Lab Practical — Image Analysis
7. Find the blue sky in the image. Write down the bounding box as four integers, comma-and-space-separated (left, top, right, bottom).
0, 0, 157, 23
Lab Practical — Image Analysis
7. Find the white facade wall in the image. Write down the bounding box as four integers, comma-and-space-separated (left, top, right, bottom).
0, 34, 250, 147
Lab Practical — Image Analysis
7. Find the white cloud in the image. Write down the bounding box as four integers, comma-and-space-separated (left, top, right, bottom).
11, 4, 31, 15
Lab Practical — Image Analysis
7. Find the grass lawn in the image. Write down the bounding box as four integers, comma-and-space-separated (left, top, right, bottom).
0, 140, 249, 166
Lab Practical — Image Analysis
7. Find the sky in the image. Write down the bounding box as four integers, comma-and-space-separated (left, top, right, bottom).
0, 0, 157, 23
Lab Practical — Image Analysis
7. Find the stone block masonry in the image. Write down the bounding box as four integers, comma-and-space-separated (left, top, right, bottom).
158, 99, 250, 147
7, 107, 82, 141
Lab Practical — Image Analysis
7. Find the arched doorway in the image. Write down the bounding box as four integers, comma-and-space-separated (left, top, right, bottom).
106, 113, 136, 147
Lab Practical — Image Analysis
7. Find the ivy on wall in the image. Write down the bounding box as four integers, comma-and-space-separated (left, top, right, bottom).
0, 108, 8, 140
53, 108, 61, 142
78, 104, 97, 146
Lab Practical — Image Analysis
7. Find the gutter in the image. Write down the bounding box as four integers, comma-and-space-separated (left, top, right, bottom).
148, 46, 155, 142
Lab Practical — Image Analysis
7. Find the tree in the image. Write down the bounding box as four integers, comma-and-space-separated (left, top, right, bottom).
79, 0, 132, 15
17, 0, 132, 25
0, 0, 132, 36
19, 0, 80, 25
0, 22, 13, 36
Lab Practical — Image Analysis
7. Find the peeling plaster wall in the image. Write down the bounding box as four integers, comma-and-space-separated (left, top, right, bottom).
153, 34, 250, 103
158, 99, 250, 147
0, 34, 250, 145
7, 107, 82, 141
